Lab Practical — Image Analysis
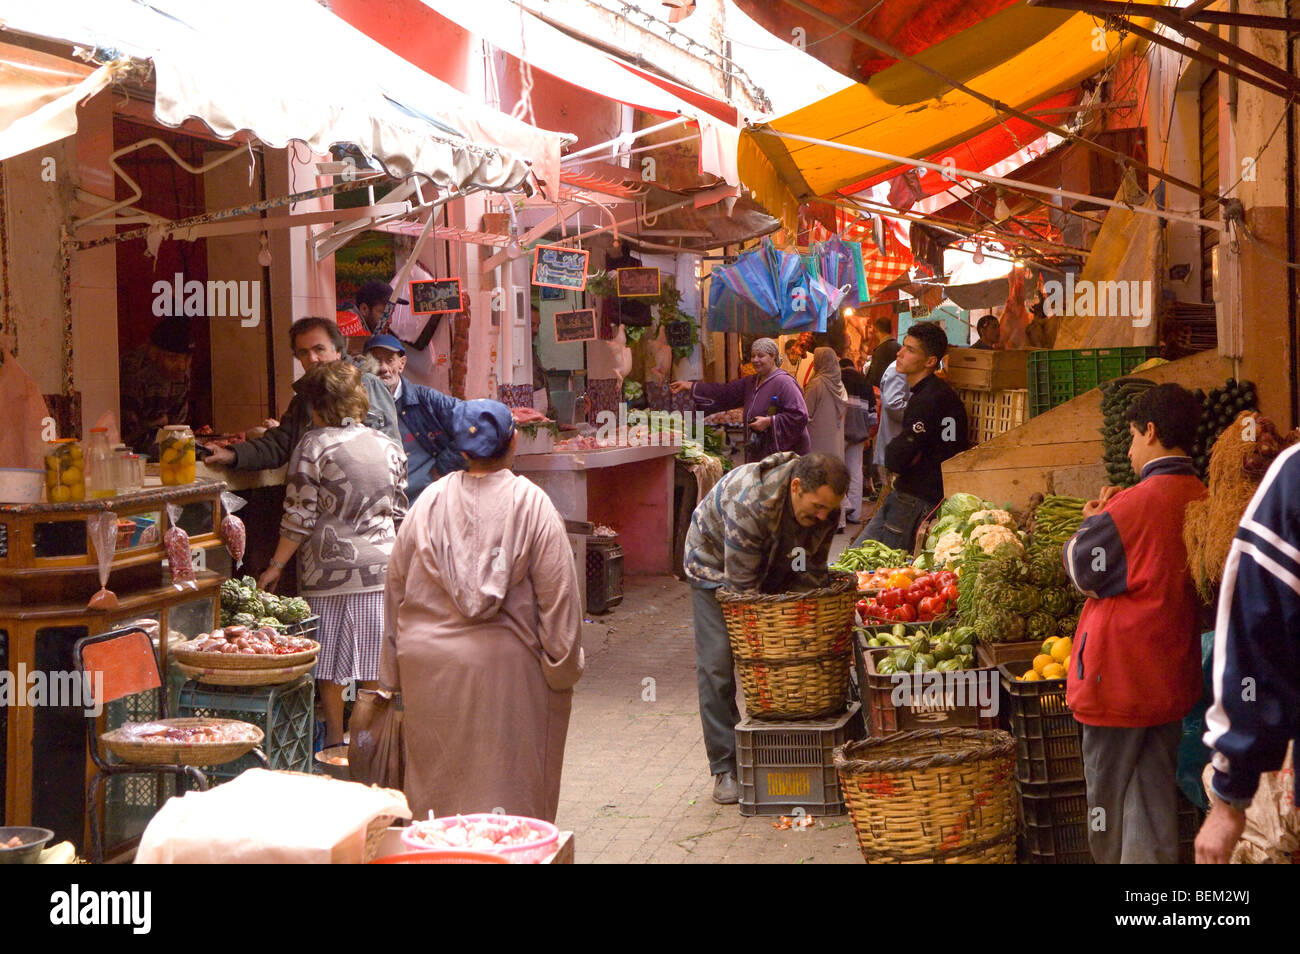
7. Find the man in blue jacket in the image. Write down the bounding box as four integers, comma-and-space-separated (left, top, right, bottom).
363, 334, 465, 501
1197, 442, 1300, 862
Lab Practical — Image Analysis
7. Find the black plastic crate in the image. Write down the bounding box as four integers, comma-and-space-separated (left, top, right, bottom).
998, 661, 1083, 784
176, 674, 314, 782
1018, 778, 1093, 864
736, 703, 862, 817
586, 538, 623, 615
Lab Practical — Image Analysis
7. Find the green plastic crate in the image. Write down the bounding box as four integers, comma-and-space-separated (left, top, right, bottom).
176, 674, 314, 783
1028, 347, 1159, 416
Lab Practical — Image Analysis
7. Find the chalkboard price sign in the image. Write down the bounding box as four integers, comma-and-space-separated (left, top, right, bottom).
664, 320, 693, 350
616, 267, 661, 298
409, 278, 463, 315
553, 308, 597, 343
532, 245, 589, 291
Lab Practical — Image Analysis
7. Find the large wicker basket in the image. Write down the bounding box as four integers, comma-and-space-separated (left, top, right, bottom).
834, 729, 1018, 864
719, 575, 857, 720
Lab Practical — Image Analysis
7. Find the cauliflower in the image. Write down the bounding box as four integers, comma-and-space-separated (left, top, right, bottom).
934, 530, 967, 567
969, 509, 1016, 529
970, 524, 1024, 555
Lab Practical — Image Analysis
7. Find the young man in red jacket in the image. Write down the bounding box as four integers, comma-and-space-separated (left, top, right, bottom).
1063, 383, 1208, 863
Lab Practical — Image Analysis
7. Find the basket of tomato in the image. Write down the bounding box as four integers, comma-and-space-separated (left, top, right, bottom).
856, 569, 960, 625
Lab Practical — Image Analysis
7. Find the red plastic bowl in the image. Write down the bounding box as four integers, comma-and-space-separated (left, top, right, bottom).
369, 850, 510, 864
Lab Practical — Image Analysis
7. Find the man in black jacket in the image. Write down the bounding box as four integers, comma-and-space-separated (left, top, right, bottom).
855, 321, 968, 549
202, 317, 400, 470
863, 314, 900, 393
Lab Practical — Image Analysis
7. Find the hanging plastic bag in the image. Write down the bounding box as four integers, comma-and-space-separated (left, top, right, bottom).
163, 502, 197, 591
86, 512, 120, 609
219, 492, 247, 571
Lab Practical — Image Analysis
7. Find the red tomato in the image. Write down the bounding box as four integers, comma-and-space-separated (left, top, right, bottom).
895, 603, 918, 623
880, 588, 903, 609
918, 596, 939, 617
905, 585, 928, 606
940, 584, 960, 603
937, 571, 959, 587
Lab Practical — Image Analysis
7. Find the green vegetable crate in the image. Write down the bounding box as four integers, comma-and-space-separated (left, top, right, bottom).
735, 703, 863, 817
855, 636, 999, 736
1028, 347, 1159, 417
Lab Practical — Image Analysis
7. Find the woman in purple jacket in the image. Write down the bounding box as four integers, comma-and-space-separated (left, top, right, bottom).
670, 337, 810, 462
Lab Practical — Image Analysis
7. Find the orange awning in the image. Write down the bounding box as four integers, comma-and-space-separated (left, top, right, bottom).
739, 2, 1154, 227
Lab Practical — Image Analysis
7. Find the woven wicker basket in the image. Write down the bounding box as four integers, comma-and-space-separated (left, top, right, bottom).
719, 575, 856, 720
101, 718, 264, 767
173, 660, 317, 686
734, 654, 851, 721
834, 729, 1018, 864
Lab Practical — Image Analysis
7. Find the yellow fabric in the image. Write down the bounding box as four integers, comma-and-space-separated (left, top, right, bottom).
741, 5, 1155, 226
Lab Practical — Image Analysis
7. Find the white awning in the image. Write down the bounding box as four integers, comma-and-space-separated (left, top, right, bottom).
0, 41, 115, 162
0, 0, 564, 195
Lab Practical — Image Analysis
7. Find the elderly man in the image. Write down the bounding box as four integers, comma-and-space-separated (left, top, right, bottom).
119, 317, 194, 455
363, 332, 464, 501
684, 451, 849, 803
202, 317, 399, 470
380, 400, 584, 822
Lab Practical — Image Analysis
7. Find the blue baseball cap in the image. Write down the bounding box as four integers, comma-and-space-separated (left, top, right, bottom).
453, 399, 516, 459
362, 333, 406, 356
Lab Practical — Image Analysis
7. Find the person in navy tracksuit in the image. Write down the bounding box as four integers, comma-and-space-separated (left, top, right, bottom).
363, 334, 465, 501
1197, 442, 1300, 863
1064, 384, 1207, 863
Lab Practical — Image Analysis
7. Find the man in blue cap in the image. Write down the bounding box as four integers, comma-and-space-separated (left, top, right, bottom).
364, 332, 465, 501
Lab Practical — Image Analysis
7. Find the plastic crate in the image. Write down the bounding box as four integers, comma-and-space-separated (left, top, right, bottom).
585, 538, 623, 614
957, 388, 1028, 446
176, 674, 314, 782
855, 637, 999, 737
284, 615, 320, 639
1028, 347, 1160, 417
1018, 777, 1093, 864
736, 703, 862, 817
998, 661, 1083, 784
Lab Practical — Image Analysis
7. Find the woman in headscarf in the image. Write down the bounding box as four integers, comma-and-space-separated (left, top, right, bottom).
803, 347, 848, 527
379, 400, 584, 822
669, 337, 810, 462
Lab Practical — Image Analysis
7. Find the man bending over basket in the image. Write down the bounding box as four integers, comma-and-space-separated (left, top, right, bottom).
684, 452, 849, 804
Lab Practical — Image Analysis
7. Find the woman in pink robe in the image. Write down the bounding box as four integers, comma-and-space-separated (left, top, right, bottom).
379, 400, 584, 823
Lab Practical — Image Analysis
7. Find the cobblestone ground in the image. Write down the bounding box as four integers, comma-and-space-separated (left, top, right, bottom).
555, 532, 866, 864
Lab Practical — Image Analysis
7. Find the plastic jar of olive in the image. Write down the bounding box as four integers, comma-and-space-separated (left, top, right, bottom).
44, 438, 86, 502
157, 424, 196, 485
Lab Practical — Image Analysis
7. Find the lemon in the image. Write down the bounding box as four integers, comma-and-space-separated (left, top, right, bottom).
61, 466, 83, 487
1041, 636, 1060, 656
1032, 653, 1055, 675
1042, 662, 1066, 680
1051, 637, 1072, 664
50, 484, 72, 503
1021, 670, 1042, 682
69, 484, 85, 501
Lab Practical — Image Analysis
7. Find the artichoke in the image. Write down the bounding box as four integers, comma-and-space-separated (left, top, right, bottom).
982, 609, 1027, 643
1026, 611, 1056, 642
1057, 613, 1080, 637
1030, 550, 1069, 588
231, 612, 258, 628
1040, 587, 1072, 618
1005, 584, 1042, 615
258, 616, 285, 629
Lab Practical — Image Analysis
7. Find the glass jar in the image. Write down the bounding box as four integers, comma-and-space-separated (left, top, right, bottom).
158, 424, 195, 485
87, 427, 116, 498
44, 438, 85, 503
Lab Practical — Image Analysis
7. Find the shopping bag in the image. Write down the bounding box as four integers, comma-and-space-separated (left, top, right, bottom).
348, 688, 405, 789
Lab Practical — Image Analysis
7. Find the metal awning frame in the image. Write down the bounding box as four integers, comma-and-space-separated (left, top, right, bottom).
1028, 0, 1300, 101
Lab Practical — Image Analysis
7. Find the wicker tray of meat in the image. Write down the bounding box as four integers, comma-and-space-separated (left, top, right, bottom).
173, 659, 318, 686
101, 718, 263, 766
171, 626, 319, 669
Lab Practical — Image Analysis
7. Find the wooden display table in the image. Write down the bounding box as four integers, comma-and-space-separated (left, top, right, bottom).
0, 482, 228, 851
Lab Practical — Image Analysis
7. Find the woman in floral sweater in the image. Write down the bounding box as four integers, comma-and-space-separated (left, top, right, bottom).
260, 361, 407, 746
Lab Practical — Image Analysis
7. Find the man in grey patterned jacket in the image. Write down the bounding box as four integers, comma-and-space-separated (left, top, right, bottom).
684, 452, 848, 804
